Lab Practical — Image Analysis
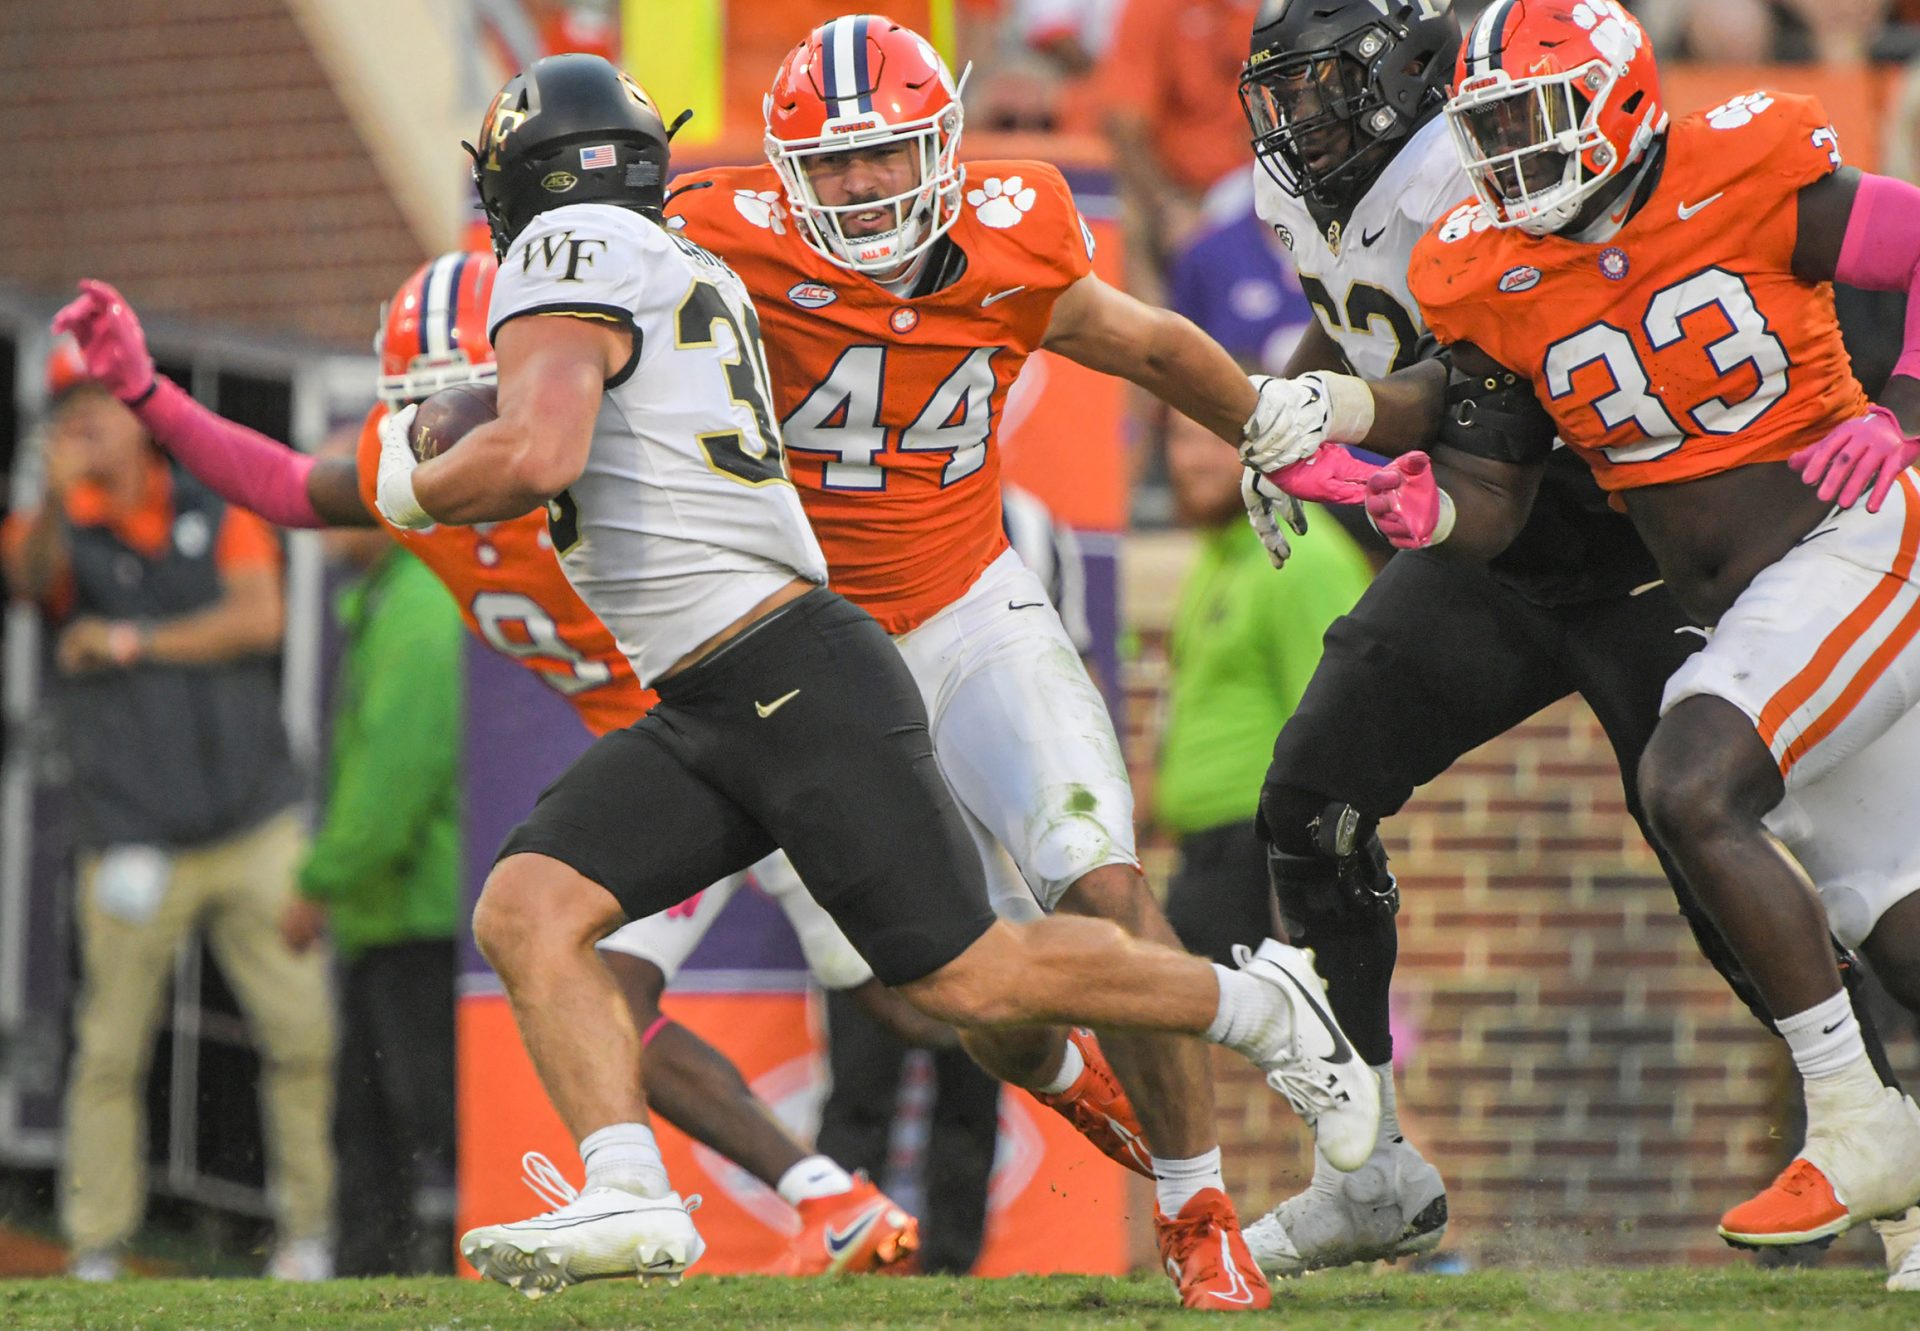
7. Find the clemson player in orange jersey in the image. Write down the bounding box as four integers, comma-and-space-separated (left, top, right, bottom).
50, 257, 925, 1278
665, 14, 1380, 1309
1249, 0, 1920, 1285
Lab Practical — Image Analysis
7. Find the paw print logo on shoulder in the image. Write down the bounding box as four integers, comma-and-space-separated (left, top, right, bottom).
1437, 200, 1493, 244
966, 176, 1037, 229
733, 189, 787, 234
1707, 92, 1774, 130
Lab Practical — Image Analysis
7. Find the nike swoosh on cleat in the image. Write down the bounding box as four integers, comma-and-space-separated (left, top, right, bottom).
755, 688, 801, 718
1677, 192, 1725, 220
1273, 968, 1354, 1064
1214, 1231, 1257, 1305
824, 1205, 883, 1257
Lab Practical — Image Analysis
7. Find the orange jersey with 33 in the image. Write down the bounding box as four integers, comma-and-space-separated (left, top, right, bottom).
1410, 91, 1869, 493
668, 159, 1096, 633
354, 406, 653, 736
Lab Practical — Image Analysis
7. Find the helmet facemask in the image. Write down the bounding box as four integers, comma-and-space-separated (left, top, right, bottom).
767, 78, 967, 277
1448, 61, 1639, 236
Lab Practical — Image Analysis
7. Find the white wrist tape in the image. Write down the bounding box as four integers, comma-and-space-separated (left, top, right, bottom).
377, 468, 432, 530
1428, 489, 1457, 546
1314, 372, 1377, 445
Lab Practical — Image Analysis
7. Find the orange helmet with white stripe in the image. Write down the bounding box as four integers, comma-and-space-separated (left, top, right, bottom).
763, 14, 968, 275
1447, 0, 1666, 236
375, 249, 498, 408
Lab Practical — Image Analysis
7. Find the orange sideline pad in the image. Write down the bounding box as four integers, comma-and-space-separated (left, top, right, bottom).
456, 991, 1132, 1277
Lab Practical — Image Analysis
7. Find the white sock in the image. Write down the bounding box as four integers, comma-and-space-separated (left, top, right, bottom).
1205, 964, 1292, 1064
776, 1154, 855, 1207
1375, 1062, 1402, 1144
1036, 1038, 1086, 1095
580, 1123, 671, 1199
1776, 990, 1869, 1082
1153, 1147, 1224, 1217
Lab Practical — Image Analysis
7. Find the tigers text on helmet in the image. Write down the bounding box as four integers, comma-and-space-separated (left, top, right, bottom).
1240, 0, 1461, 216
764, 14, 968, 275
376, 250, 499, 408
469, 53, 672, 259
1447, 0, 1666, 236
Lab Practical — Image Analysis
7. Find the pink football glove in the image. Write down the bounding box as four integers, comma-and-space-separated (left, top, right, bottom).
1265, 444, 1377, 506
1364, 452, 1454, 549
51, 279, 156, 404
1789, 404, 1920, 513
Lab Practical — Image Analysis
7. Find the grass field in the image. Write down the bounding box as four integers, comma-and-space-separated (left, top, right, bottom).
0, 1268, 1908, 1331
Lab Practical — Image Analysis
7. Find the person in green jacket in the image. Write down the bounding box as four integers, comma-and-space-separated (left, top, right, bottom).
1155, 414, 1373, 965
279, 498, 463, 1276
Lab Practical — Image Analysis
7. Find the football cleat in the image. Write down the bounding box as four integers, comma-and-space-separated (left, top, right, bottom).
1155, 1188, 1271, 1311
1231, 941, 1381, 1172
1873, 1206, 1920, 1293
778, 1177, 920, 1276
1244, 1136, 1448, 1277
1719, 1089, 1920, 1248
461, 1151, 705, 1298
1028, 1028, 1154, 1178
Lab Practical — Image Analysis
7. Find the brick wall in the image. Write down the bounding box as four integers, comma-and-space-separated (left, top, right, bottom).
0, 0, 423, 346
1123, 609, 1914, 1269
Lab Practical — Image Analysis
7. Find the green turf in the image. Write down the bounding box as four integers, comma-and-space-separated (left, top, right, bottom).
0, 1268, 1907, 1331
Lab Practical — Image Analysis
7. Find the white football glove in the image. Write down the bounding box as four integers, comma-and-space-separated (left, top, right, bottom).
1239, 371, 1377, 474
374, 403, 433, 530
1241, 469, 1309, 570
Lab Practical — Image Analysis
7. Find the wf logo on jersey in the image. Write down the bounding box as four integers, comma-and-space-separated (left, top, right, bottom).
967, 177, 1037, 229
520, 232, 608, 282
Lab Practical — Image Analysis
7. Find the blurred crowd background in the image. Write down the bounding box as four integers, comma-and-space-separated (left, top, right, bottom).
0, 0, 1916, 1281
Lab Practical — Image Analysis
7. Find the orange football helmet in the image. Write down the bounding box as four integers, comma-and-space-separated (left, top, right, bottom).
376, 249, 498, 408
763, 15, 968, 275
1447, 0, 1666, 236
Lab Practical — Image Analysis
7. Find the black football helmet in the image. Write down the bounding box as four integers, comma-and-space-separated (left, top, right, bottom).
1240, 0, 1461, 217
468, 54, 673, 258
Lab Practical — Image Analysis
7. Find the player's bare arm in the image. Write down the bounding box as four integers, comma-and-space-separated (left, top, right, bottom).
1039, 271, 1257, 442
396, 315, 626, 525
1279, 317, 1351, 378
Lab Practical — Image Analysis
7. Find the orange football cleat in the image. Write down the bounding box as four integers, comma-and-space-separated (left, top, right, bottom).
1156, 1188, 1271, 1311
778, 1178, 920, 1276
1029, 1028, 1153, 1178
1719, 1158, 1853, 1248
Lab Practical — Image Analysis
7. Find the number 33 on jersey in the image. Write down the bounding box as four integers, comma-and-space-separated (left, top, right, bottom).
1411, 91, 1868, 492
669, 158, 1096, 633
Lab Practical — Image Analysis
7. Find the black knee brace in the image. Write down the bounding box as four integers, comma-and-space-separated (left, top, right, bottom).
1266, 799, 1400, 938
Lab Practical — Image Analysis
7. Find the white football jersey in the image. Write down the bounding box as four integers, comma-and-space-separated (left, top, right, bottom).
1254, 114, 1468, 378
489, 202, 827, 685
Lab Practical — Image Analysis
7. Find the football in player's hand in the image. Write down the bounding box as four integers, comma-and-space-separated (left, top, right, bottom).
408, 382, 498, 462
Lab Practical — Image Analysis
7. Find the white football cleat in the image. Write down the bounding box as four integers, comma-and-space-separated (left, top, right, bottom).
1232, 940, 1381, 1171
461, 1152, 705, 1299
1244, 1136, 1448, 1277
1877, 1206, 1920, 1292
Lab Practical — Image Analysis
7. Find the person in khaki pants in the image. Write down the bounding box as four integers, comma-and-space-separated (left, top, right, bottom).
0, 351, 334, 1279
